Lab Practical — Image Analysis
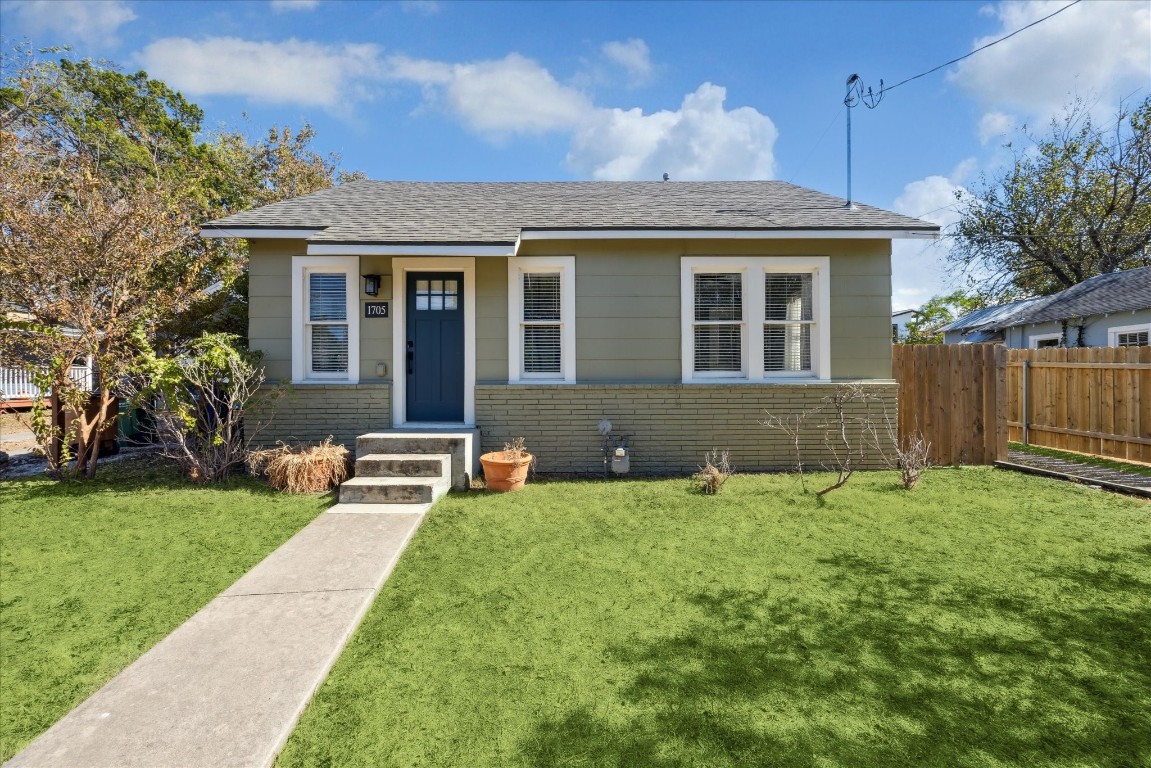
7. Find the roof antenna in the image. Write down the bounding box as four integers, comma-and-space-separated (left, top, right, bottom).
843, 73, 883, 210
662, 172, 670, 181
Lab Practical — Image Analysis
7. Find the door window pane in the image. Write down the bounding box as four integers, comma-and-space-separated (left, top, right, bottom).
415, 276, 460, 311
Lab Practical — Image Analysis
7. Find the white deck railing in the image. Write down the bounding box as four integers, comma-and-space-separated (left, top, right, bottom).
0, 364, 94, 402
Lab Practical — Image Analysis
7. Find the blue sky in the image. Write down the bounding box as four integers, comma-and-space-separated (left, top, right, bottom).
2, 0, 1149, 308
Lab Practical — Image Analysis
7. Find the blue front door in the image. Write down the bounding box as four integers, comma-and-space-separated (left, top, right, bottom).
406, 272, 465, 422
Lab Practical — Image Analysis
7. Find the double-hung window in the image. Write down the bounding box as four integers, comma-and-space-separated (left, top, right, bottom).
292, 256, 359, 383
508, 256, 575, 382
763, 272, 814, 373
681, 257, 829, 382
693, 273, 744, 376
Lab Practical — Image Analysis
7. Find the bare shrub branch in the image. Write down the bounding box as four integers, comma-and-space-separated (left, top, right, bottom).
692, 449, 733, 495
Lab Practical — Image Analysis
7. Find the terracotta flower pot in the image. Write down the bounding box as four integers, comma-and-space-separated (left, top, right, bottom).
479, 451, 533, 492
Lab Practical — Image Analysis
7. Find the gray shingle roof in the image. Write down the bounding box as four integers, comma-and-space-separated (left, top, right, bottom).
202, 180, 938, 244
941, 267, 1151, 333
938, 297, 1045, 334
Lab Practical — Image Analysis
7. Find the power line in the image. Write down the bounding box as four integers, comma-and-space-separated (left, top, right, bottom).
787, 105, 843, 184
881, 0, 1084, 96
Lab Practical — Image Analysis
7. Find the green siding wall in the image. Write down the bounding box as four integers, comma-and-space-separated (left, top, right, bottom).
476, 257, 508, 382
247, 240, 298, 382
246, 236, 893, 393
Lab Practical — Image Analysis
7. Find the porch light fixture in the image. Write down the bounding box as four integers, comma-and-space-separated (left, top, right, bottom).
362, 274, 381, 296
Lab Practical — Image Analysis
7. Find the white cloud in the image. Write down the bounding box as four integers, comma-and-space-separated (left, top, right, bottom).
388, 53, 593, 134
890, 172, 969, 308
136, 37, 384, 108
269, 0, 319, 12
7, 0, 136, 45
601, 38, 653, 86
387, 53, 777, 180
570, 84, 777, 180
949, 1, 1150, 118
977, 111, 1016, 145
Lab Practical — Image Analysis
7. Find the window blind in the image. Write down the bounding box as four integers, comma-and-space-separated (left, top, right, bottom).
307, 271, 348, 374
308, 273, 347, 322
694, 273, 742, 372
764, 273, 813, 372
523, 273, 562, 374
694, 273, 742, 321
1117, 331, 1149, 347
310, 326, 349, 373
524, 274, 561, 321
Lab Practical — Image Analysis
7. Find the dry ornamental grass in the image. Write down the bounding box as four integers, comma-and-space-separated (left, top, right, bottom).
249, 437, 349, 494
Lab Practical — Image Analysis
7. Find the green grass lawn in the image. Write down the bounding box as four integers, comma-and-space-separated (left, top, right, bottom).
279, 468, 1150, 768
0, 458, 328, 761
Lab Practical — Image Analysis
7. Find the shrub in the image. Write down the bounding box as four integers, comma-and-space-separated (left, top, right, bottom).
124, 332, 279, 482
692, 449, 732, 494
249, 437, 349, 493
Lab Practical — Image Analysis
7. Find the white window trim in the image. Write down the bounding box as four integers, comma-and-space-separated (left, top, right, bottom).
391, 257, 477, 427
1108, 323, 1151, 347
680, 256, 830, 383
291, 255, 359, 384
507, 256, 576, 383
1028, 332, 1063, 349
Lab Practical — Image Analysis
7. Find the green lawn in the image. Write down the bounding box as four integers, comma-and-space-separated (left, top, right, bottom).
0, 458, 328, 761
279, 468, 1150, 768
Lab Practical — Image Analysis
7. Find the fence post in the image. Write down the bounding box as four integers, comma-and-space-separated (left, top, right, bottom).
1021, 360, 1029, 446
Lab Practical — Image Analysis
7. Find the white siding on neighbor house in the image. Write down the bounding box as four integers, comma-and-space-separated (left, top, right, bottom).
1004, 310, 1151, 348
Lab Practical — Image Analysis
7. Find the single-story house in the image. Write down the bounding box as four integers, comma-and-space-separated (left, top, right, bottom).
201, 180, 938, 474
891, 308, 918, 342
940, 267, 1151, 348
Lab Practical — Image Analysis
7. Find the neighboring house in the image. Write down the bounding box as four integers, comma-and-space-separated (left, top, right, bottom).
0, 362, 93, 408
891, 308, 918, 342
0, 315, 93, 408
940, 267, 1151, 348
201, 180, 937, 473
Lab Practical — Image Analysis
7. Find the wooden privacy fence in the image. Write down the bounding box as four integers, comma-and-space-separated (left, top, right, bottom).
1007, 346, 1151, 464
892, 344, 1007, 465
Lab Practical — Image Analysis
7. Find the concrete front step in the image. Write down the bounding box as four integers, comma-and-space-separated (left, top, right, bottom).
357, 430, 479, 490
356, 453, 451, 479
339, 475, 450, 505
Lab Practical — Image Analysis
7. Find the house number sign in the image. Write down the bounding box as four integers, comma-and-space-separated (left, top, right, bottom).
364, 302, 389, 318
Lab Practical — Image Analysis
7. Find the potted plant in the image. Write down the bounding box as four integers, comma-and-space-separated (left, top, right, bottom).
480, 437, 533, 492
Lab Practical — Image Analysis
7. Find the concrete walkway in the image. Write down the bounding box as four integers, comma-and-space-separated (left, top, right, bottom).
7, 503, 428, 768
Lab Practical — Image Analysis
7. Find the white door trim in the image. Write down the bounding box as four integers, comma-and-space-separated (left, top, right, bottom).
391, 257, 476, 427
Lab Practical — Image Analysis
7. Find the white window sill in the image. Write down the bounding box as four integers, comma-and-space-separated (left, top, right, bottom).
681, 377, 829, 385
291, 379, 361, 386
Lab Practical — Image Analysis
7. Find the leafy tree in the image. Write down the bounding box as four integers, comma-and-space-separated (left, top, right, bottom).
158, 123, 367, 344
0, 134, 208, 478
0, 49, 362, 478
215, 122, 367, 208
2, 49, 365, 348
904, 291, 989, 344
951, 96, 1151, 298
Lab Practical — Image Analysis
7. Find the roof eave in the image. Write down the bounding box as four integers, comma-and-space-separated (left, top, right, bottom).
517, 227, 938, 243
199, 226, 327, 240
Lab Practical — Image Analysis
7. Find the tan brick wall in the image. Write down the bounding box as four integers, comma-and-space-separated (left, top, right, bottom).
475, 382, 898, 474
250, 384, 391, 449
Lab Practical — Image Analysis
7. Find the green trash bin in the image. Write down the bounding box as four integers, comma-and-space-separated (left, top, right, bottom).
118, 401, 139, 439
